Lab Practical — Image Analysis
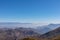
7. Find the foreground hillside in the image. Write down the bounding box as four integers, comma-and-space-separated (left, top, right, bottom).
0, 28, 40, 40
0, 27, 60, 40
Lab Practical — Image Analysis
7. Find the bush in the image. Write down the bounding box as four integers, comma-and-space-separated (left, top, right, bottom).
22, 38, 36, 40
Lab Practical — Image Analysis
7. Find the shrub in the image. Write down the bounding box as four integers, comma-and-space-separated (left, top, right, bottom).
22, 38, 36, 40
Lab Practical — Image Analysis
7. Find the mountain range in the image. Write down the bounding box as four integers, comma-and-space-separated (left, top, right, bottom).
40, 27, 60, 40
0, 22, 60, 40
0, 22, 60, 34
34, 23, 60, 34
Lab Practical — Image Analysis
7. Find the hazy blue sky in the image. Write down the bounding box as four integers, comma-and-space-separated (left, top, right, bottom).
0, 0, 60, 23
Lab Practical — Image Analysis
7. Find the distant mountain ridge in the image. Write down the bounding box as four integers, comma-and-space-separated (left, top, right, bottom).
36, 27, 51, 34
0, 22, 39, 28
0, 22, 60, 34
40, 27, 60, 40
36, 24, 60, 34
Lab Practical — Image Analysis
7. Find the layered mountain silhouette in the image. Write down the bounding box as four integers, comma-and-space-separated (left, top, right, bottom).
0, 22, 60, 40
0, 22, 60, 34
36, 24, 60, 34
0, 27, 40, 40
36, 27, 51, 34
40, 27, 60, 40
